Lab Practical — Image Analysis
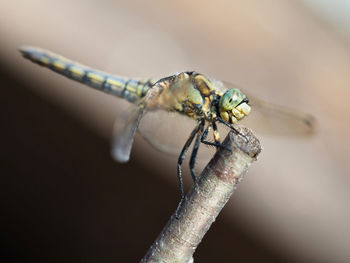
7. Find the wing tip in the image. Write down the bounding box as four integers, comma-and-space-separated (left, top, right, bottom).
111, 148, 130, 163
302, 114, 318, 135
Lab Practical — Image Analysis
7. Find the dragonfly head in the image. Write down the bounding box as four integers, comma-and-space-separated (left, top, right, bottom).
219, 88, 251, 123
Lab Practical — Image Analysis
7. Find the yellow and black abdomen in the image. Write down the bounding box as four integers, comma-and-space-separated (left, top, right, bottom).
19, 46, 153, 103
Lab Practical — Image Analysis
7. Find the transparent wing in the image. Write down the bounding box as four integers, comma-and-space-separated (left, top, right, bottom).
221, 81, 317, 136
111, 105, 144, 162
138, 109, 219, 167
120, 80, 316, 159
241, 94, 316, 136
138, 109, 198, 155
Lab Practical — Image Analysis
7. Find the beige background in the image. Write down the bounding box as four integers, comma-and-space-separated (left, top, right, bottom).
1, 0, 350, 261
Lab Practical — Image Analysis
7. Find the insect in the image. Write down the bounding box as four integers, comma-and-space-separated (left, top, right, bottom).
19, 46, 315, 211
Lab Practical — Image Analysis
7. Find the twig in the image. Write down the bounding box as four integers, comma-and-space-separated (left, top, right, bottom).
141, 127, 261, 263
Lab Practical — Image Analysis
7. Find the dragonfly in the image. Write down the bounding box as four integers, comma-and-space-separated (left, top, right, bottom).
19, 46, 315, 211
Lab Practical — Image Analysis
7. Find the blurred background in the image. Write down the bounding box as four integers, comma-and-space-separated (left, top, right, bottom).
1, 0, 350, 262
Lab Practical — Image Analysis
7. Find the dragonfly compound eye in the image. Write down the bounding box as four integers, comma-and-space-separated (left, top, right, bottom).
220, 88, 247, 111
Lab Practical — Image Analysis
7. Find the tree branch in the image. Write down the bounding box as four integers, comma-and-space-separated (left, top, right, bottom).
141, 127, 261, 263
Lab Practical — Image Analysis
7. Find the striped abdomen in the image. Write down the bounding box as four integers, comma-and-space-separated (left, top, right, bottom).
19, 46, 154, 103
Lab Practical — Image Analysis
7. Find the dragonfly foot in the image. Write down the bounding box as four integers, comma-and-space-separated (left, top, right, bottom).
215, 143, 232, 153
175, 197, 186, 219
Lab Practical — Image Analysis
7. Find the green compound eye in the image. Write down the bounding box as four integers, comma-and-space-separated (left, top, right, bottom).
220, 88, 247, 111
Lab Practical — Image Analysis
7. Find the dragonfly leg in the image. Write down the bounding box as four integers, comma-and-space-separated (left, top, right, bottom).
200, 121, 232, 151
212, 122, 220, 144
217, 117, 239, 133
176, 121, 202, 217
217, 117, 248, 142
189, 120, 205, 184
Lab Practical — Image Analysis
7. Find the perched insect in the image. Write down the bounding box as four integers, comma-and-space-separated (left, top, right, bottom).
19, 46, 315, 210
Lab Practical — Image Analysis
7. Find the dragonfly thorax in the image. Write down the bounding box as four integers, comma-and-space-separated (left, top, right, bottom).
144, 72, 216, 120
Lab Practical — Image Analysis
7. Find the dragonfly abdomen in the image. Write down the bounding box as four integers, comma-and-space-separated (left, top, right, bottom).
19, 46, 153, 103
